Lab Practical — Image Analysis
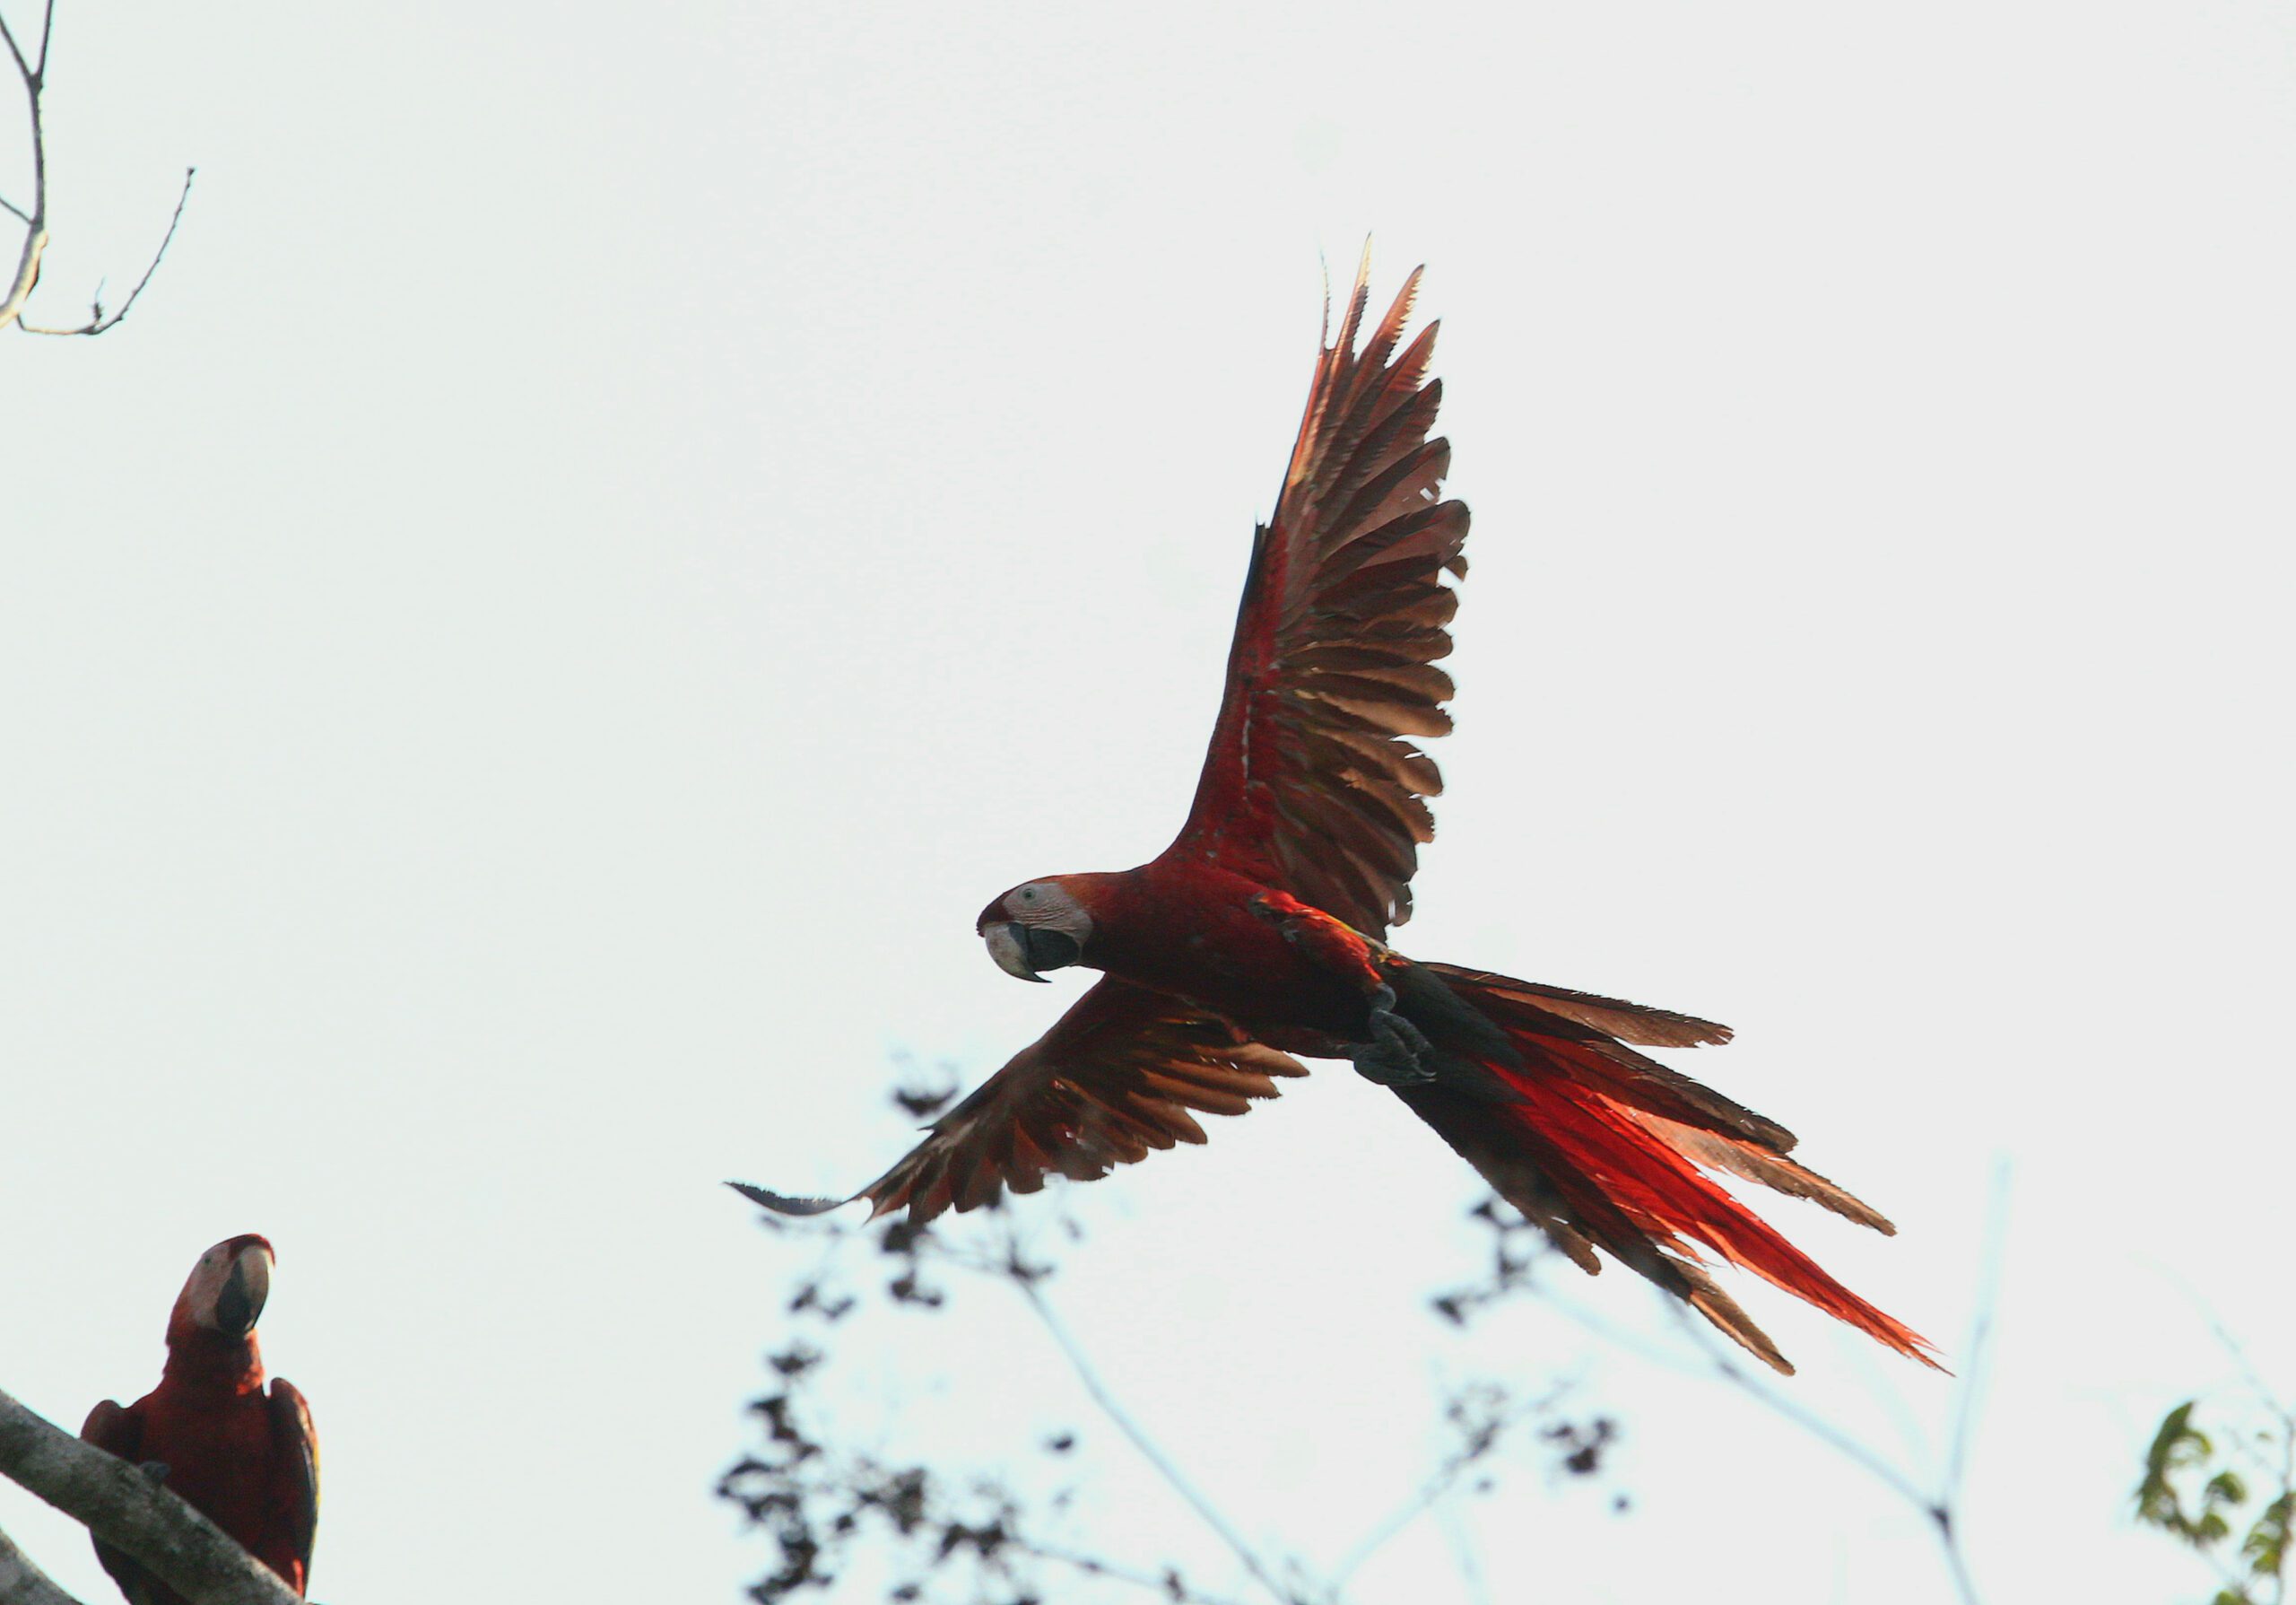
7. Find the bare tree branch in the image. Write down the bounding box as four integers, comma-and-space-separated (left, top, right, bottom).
0, 0, 41, 85
1009, 1266, 1300, 1605
17, 167, 191, 336
1938, 1163, 2013, 1561
1692, 1317, 1985, 1605
1665, 1166, 2014, 1605
0, 0, 51, 333
1432, 1182, 1997, 1605
0, 1521, 86, 1605
0, 1386, 300, 1605
0, 0, 192, 337
1009, 1532, 1256, 1605
731, 1107, 1622, 1605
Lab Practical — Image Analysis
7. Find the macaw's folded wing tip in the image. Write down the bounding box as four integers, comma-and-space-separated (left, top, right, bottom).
726, 1180, 856, 1217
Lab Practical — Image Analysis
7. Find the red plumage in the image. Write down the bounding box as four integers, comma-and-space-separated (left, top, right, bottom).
1403, 973, 1932, 1370
82, 1235, 320, 1603
738, 250, 1935, 1374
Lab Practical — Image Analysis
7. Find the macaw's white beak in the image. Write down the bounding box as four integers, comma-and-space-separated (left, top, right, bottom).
984, 920, 1049, 982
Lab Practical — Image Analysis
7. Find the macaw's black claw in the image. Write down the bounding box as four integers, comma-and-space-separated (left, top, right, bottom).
1349, 996, 1438, 1086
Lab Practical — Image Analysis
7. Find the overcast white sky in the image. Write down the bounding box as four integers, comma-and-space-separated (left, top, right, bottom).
3, 2, 2293, 1601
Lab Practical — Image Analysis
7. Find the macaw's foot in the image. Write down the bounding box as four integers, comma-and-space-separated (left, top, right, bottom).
1349, 987, 1437, 1086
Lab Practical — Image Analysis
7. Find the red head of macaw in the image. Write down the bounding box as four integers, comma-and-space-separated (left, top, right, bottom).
743, 251, 1936, 1377
82, 1235, 320, 1603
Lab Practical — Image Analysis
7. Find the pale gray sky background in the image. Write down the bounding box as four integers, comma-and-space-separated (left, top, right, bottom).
3, 3, 2292, 1601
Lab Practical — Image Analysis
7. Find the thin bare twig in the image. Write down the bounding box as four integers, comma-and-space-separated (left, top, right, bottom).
746, 1170, 1608, 1605
19, 166, 191, 336
1013, 1532, 1255, 1605
1665, 1164, 2016, 1605
1009, 1269, 1301, 1605
1434, 1501, 1494, 1605
2202, 1317, 2296, 1605
1327, 1380, 1568, 1589
0, 1, 41, 84
0, 0, 50, 332
1683, 1314, 1935, 1505
1943, 1163, 2012, 1513
1683, 1313, 1984, 1605
2, 0, 191, 337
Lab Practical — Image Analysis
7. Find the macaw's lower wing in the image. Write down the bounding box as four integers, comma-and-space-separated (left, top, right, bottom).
79, 1398, 141, 1460
732, 979, 1306, 1226
80, 1400, 164, 1605
265, 1379, 319, 1595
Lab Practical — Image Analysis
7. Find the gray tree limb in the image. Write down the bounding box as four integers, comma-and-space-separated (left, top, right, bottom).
0, 1386, 300, 1605
0, 1522, 84, 1605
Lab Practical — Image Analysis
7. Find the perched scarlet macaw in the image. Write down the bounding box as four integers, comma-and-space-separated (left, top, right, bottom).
82, 1235, 319, 1602
740, 254, 1935, 1374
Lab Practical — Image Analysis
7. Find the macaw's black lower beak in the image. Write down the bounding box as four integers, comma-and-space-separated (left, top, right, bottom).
213, 1251, 269, 1338
1022, 925, 1082, 973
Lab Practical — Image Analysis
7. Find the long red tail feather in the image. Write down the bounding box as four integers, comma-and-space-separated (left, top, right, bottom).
1407, 967, 1940, 1374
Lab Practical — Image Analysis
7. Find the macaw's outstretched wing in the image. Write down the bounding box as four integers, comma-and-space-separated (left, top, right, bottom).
733, 979, 1305, 1225
1168, 249, 1470, 939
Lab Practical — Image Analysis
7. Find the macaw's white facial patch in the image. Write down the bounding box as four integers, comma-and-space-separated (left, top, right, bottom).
1005, 880, 1090, 939
183, 1237, 274, 1335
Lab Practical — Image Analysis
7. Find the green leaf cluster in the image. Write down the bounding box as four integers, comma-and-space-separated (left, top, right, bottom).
2135, 1400, 2292, 1605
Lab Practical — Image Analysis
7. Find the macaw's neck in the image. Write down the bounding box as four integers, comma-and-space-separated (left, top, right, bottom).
161, 1324, 267, 1398
1077, 858, 1369, 1036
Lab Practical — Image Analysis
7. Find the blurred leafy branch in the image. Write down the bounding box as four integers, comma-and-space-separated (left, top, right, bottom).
718, 1070, 1620, 1605
2135, 1374, 2295, 1605
723, 1079, 2035, 1605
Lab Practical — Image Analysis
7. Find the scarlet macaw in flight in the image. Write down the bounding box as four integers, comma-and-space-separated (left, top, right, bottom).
82, 1235, 320, 1602
740, 255, 1934, 1374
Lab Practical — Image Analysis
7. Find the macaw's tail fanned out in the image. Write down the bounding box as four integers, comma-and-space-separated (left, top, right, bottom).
1406, 964, 1942, 1376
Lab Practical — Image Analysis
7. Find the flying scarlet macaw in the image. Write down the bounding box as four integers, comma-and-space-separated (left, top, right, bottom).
739, 254, 1934, 1374
81, 1234, 319, 1602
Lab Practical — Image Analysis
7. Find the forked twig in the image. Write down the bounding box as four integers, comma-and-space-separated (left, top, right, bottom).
1, 1, 192, 337
991, 1216, 1302, 1605
17, 167, 191, 336
1667, 1167, 2013, 1605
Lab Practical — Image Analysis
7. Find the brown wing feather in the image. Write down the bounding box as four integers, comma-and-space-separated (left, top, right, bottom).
80, 1398, 141, 1459
1623, 1114, 1898, 1234
266, 1379, 320, 1592
1422, 963, 1735, 1049
1171, 248, 1469, 938
82, 1400, 167, 1605
733, 979, 1305, 1226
